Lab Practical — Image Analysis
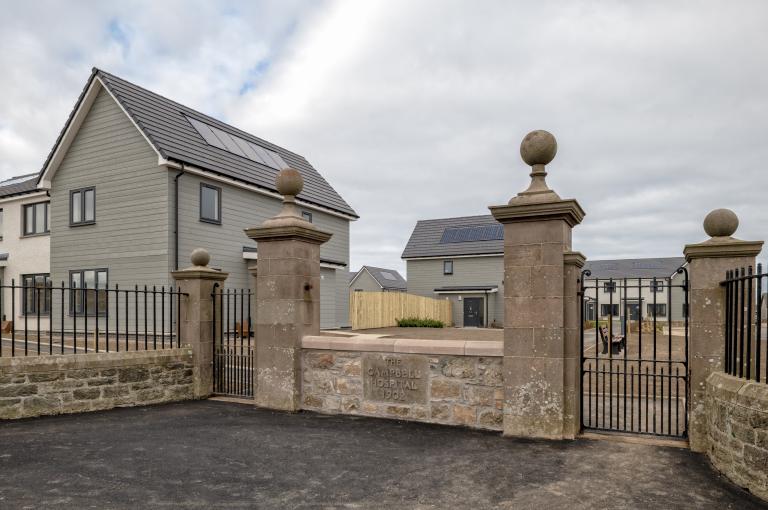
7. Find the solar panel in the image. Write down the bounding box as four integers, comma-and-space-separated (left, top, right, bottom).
380, 271, 397, 281
439, 224, 503, 244
186, 116, 288, 171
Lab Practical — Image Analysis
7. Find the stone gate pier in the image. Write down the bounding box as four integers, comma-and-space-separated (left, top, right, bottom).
489, 130, 585, 439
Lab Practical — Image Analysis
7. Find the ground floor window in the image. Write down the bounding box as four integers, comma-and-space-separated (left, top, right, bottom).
22, 273, 51, 315
647, 303, 667, 318
600, 304, 619, 317
70, 269, 108, 315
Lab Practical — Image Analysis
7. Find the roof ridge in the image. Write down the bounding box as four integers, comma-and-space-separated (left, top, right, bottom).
94, 68, 310, 164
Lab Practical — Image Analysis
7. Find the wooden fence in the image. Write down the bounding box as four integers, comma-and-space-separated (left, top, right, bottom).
350, 292, 452, 330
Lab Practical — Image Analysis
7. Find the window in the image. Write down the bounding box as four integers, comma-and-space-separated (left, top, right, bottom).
0, 208, 3, 240
70, 269, 108, 315
650, 280, 664, 293
603, 281, 616, 293
22, 274, 51, 315
200, 183, 221, 224
682, 303, 688, 318
23, 202, 49, 235
647, 304, 667, 318
301, 211, 313, 223
601, 304, 620, 317
70, 187, 95, 226
443, 260, 453, 275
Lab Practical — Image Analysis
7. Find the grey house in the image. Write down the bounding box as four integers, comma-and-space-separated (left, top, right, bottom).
349, 266, 406, 294
402, 215, 503, 328
37, 68, 357, 330
582, 257, 688, 324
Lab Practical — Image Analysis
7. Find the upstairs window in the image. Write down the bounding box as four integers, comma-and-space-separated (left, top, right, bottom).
443, 260, 454, 275
301, 211, 313, 223
70, 187, 95, 226
650, 280, 664, 293
603, 281, 616, 293
0, 208, 3, 240
200, 183, 221, 224
23, 202, 49, 236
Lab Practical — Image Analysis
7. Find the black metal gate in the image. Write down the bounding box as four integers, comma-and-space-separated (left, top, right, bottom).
212, 285, 254, 399
579, 267, 689, 438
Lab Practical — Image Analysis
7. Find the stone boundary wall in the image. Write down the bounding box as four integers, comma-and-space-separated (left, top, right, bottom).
300, 337, 503, 431
705, 371, 768, 501
0, 349, 195, 420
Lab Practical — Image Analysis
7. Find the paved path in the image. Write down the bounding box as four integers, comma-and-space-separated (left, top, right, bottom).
0, 400, 764, 509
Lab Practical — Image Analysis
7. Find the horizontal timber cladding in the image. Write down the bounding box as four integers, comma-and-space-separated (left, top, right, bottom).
175, 172, 350, 328
350, 292, 452, 329
301, 349, 503, 431
0, 349, 194, 420
405, 256, 504, 326
49, 89, 171, 333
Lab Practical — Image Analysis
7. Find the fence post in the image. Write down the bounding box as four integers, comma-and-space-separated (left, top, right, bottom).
170, 249, 228, 399
683, 208, 762, 452
489, 130, 586, 439
245, 168, 332, 411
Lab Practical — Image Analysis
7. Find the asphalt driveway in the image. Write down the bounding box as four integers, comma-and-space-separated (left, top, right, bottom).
0, 400, 764, 509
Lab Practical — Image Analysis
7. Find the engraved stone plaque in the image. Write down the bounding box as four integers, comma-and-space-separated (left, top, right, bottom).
363, 353, 428, 404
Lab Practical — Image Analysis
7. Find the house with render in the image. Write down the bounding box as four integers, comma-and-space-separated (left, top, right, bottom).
36, 68, 357, 330
0, 173, 51, 330
348, 266, 406, 294
402, 215, 504, 328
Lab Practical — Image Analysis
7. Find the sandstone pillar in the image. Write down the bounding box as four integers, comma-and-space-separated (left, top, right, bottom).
245, 168, 331, 411
684, 208, 762, 452
171, 249, 229, 399
489, 130, 586, 439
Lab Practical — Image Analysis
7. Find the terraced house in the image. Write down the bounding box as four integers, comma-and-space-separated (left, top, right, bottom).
37, 68, 357, 330
0, 173, 51, 331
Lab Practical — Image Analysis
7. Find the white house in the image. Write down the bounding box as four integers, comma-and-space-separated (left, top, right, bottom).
0, 173, 51, 330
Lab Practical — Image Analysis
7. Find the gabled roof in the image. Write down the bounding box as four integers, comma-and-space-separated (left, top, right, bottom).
583, 257, 686, 279
401, 214, 503, 259
350, 266, 407, 290
38, 68, 357, 218
0, 173, 41, 199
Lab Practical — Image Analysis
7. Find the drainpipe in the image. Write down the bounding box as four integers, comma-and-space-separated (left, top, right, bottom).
173, 165, 185, 270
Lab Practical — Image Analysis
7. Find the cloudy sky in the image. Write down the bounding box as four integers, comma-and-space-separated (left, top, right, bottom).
2, 0, 767, 274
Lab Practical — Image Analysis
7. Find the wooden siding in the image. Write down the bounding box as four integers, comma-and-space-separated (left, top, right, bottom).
174, 173, 351, 328
49, 88, 169, 330
405, 256, 504, 326
350, 292, 452, 330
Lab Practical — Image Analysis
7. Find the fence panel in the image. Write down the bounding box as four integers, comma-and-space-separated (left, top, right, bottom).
350, 292, 452, 329
722, 264, 767, 383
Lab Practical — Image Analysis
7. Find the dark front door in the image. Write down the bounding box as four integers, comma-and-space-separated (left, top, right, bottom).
463, 297, 484, 327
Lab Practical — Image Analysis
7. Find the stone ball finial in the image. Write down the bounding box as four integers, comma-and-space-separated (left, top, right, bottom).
275, 168, 303, 197
520, 130, 557, 167
190, 248, 211, 267
703, 208, 739, 238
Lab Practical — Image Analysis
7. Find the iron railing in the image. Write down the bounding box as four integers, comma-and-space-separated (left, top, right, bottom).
722, 265, 767, 383
0, 281, 185, 357
579, 269, 689, 438
212, 285, 254, 399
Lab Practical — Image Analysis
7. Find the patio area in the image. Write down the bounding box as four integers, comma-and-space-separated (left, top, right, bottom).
0, 400, 763, 509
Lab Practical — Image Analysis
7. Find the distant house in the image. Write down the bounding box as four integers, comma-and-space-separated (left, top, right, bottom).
36, 68, 357, 330
402, 215, 503, 328
582, 257, 688, 324
349, 266, 406, 294
0, 173, 50, 328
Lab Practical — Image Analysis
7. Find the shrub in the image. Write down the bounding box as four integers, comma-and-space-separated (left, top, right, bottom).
396, 317, 445, 328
